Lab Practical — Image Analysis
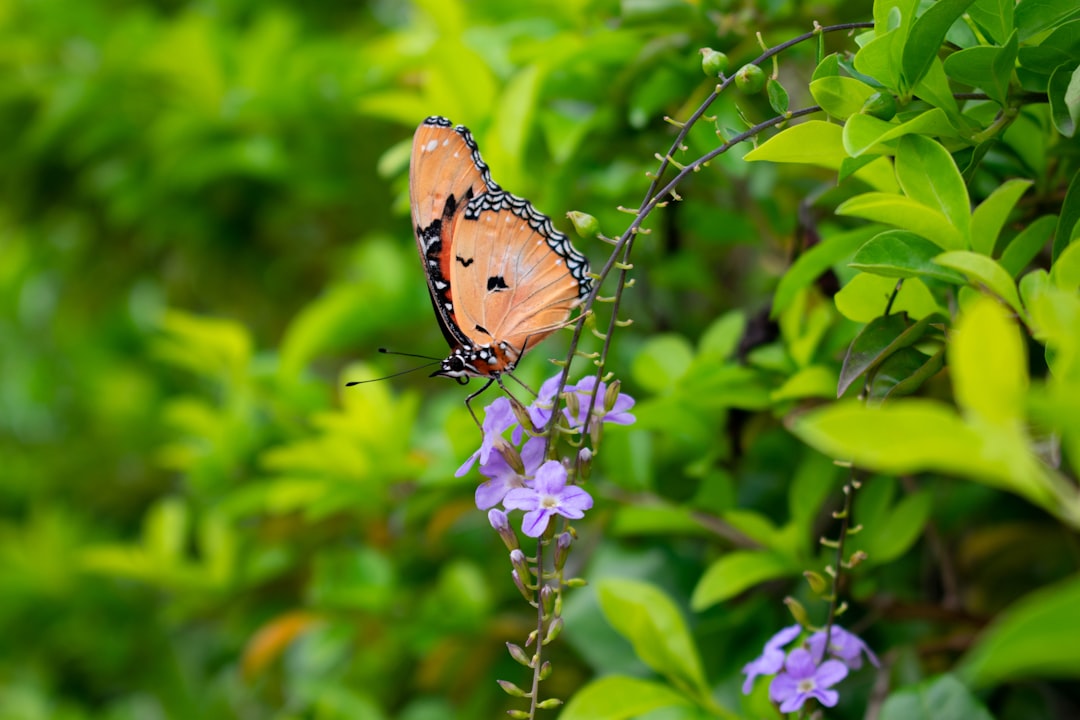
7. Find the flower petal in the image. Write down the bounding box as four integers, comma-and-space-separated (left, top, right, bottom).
533, 460, 567, 493
521, 508, 552, 537
814, 659, 849, 688
503, 488, 539, 512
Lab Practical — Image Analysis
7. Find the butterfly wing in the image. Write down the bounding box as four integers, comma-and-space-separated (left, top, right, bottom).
409, 116, 497, 348
449, 190, 591, 353
409, 116, 591, 375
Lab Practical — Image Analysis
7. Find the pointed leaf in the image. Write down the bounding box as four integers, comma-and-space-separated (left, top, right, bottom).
559, 676, 694, 720
1000, 215, 1057, 277
1054, 169, 1080, 260
870, 346, 945, 401
837, 193, 966, 250
895, 135, 971, 243
950, 297, 1027, 424
969, 0, 1015, 44
943, 31, 1019, 106
810, 76, 877, 119
934, 251, 1025, 316
1048, 62, 1080, 138
838, 313, 936, 396
960, 575, 1080, 686
850, 229, 967, 282
970, 178, 1033, 256
902, 0, 977, 91
597, 579, 709, 695
691, 550, 794, 610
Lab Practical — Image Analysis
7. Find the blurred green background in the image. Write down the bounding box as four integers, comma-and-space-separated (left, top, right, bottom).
4, 0, 1079, 718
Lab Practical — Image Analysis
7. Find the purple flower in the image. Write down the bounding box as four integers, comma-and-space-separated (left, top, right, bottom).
808, 626, 879, 670
456, 397, 519, 476
503, 460, 593, 537
741, 624, 801, 694
473, 437, 545, 510
520, 374, 564, 437
768, 648, 848, 713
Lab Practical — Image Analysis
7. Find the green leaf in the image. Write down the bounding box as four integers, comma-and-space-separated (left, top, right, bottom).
773, 227, 880, 316
789, 399, 1015, 484
950, 297, 1028, 424
1048, 62, 1080, 138
835, 273, 944, 322
597, 579, 709, 696
698, 311, 746, 360
1054, 169, 1080, 260
838, 312, 936, 396
810, 76, 877, 119
850, 229, 967, 282
970, 178, 1033, 256
1015, 0, 1080, 41
559, 676, 694, 720
943, 30, 1019, 106
811, 52, 841, 81
869, 346, 946, 401
766, 77, 789, 114
968, 0, 1015, 44
1000, 215, 1057, 277
960, 574, 1080, 686
880, 674, 994, 720
837, 192, 966, 250
843, 107, 959, 157
632, 334, 694, 392
934, 251, 1025, 316
1051, 239, 1080, 291
854, 28, 903, 91
902, 0, 976, 91
744, 120, 847, 167
895, 135, 971, 244
857, 488, 934, 563
690, 550, 794, 610
914, 56, 963, 118
772, 365, 837, 401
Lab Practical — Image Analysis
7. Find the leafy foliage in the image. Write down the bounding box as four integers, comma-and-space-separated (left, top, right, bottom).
2, 0, 1080, 718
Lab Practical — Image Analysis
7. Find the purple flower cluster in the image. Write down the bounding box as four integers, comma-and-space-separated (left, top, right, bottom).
742, 625, 878, 713
457, 372, 635, 537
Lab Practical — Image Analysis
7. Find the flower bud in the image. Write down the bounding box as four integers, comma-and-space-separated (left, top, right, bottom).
604, 379, 622, 413
507, 711, 530, 720
506, 642, 533, 668
567, 211, 600, 239
497, 679, 528, 697
510, 548, 532, 581
536, 698, 563, 709
783, 596, 812, 627
700, 47, 730, 77
543, 617, 564, 645
803, 570, 828, 595
735, 64, 766, 94
497, 442, 525, 475
512, 569, 532, 601
540, 585, 556, 618
554, 531, 573, 571
576, 447, 592, 480
489, 509, 520, 551
538, 661, 553, 680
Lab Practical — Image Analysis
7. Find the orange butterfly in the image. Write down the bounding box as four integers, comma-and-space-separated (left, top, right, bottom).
410, 116, 592, 399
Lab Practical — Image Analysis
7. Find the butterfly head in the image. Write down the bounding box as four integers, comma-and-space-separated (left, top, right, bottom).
432, 342, 519, 382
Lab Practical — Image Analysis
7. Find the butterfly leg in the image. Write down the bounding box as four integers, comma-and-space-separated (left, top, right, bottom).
464, 377, 496, 428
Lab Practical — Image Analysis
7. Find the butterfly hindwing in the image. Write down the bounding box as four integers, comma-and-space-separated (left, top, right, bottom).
409, 116, 591, 377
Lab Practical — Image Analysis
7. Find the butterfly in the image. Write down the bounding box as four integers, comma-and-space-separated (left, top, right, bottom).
409, 116, 592, 403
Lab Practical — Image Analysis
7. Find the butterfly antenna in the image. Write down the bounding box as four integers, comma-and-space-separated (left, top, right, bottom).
345, 349, 442, 386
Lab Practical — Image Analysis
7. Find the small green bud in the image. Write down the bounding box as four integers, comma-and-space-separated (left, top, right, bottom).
543, 617, 564, 645
507, 711, 530, 719
497, 679, 529, 697
536, 698, 563, 709
538, 661, 553, 681
566, 210, 600, 239
700, 47, 730, 77
861, 91, 897, 120
803, 570, 829, 595
734, 64, 766, 94
783, 596, 811, 627
506, 642, 533, 667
